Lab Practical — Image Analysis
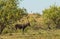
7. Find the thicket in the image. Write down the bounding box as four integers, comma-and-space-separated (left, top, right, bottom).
0, 0, 60, 34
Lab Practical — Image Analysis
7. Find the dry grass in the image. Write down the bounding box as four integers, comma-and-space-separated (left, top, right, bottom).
0, 29, 60, 39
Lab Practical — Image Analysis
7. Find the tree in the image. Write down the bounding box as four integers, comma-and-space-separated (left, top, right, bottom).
42, 5, 60, 29
0, 0, 27, 34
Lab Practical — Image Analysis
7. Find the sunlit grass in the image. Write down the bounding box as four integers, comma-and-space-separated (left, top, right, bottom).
0, 29, 60, 39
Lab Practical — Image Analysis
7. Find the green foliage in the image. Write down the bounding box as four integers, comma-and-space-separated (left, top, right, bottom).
0, 0, 27, 34
43, 5, 60, 29
1, 0, 60, 34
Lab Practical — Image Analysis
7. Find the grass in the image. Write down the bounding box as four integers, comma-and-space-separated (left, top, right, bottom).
0, 29, 60, 39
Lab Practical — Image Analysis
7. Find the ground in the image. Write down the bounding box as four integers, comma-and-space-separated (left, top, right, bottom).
0, 29, 60, 39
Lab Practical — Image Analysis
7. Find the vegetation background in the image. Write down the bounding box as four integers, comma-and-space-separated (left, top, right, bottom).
0, 0, 60, 39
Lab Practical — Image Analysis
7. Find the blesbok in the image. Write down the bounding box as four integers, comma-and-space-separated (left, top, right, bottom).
15, 22, 30, 33
15, 17, 30, 33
